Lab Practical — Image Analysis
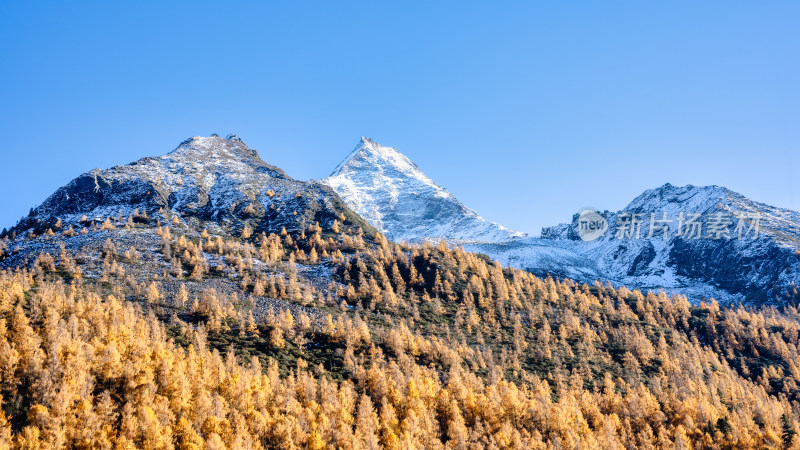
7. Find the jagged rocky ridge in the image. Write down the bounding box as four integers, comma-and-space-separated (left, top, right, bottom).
323, 137, 525, 243
10, 135, 372, 238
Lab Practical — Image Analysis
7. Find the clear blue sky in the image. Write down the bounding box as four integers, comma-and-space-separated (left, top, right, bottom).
1, 1, 798, 235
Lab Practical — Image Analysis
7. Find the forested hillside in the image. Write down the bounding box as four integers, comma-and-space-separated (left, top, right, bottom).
1, 215, 800, 448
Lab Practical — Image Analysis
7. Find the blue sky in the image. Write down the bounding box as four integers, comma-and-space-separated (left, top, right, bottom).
1, 1, 798, 235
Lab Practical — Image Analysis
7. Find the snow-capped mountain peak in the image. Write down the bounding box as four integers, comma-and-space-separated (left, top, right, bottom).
624, 183, 725, 212
169, 135, 266, 168
331, 137, 440, 192
12, 135, 371, 238
471, 183, 800, 305
325, 138, 525, 243
619, 183, 800, 245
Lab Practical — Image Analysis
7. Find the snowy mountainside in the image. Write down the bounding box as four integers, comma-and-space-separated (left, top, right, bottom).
469, 183, 800, 304
323, 137, 525, 243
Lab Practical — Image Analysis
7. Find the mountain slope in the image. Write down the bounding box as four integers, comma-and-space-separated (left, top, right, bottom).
323, 137, 525, 243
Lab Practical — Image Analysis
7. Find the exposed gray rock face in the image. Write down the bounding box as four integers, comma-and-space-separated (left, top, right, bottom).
324, 137, 525, 243
11, 135, 370, 237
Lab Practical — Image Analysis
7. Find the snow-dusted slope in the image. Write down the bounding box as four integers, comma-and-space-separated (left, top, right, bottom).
467, 183, 800, 305
12, 135, 371, 237
324, 137, 525, 243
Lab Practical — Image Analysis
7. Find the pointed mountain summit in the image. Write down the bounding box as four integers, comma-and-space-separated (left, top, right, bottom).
324, 137, 525, 243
